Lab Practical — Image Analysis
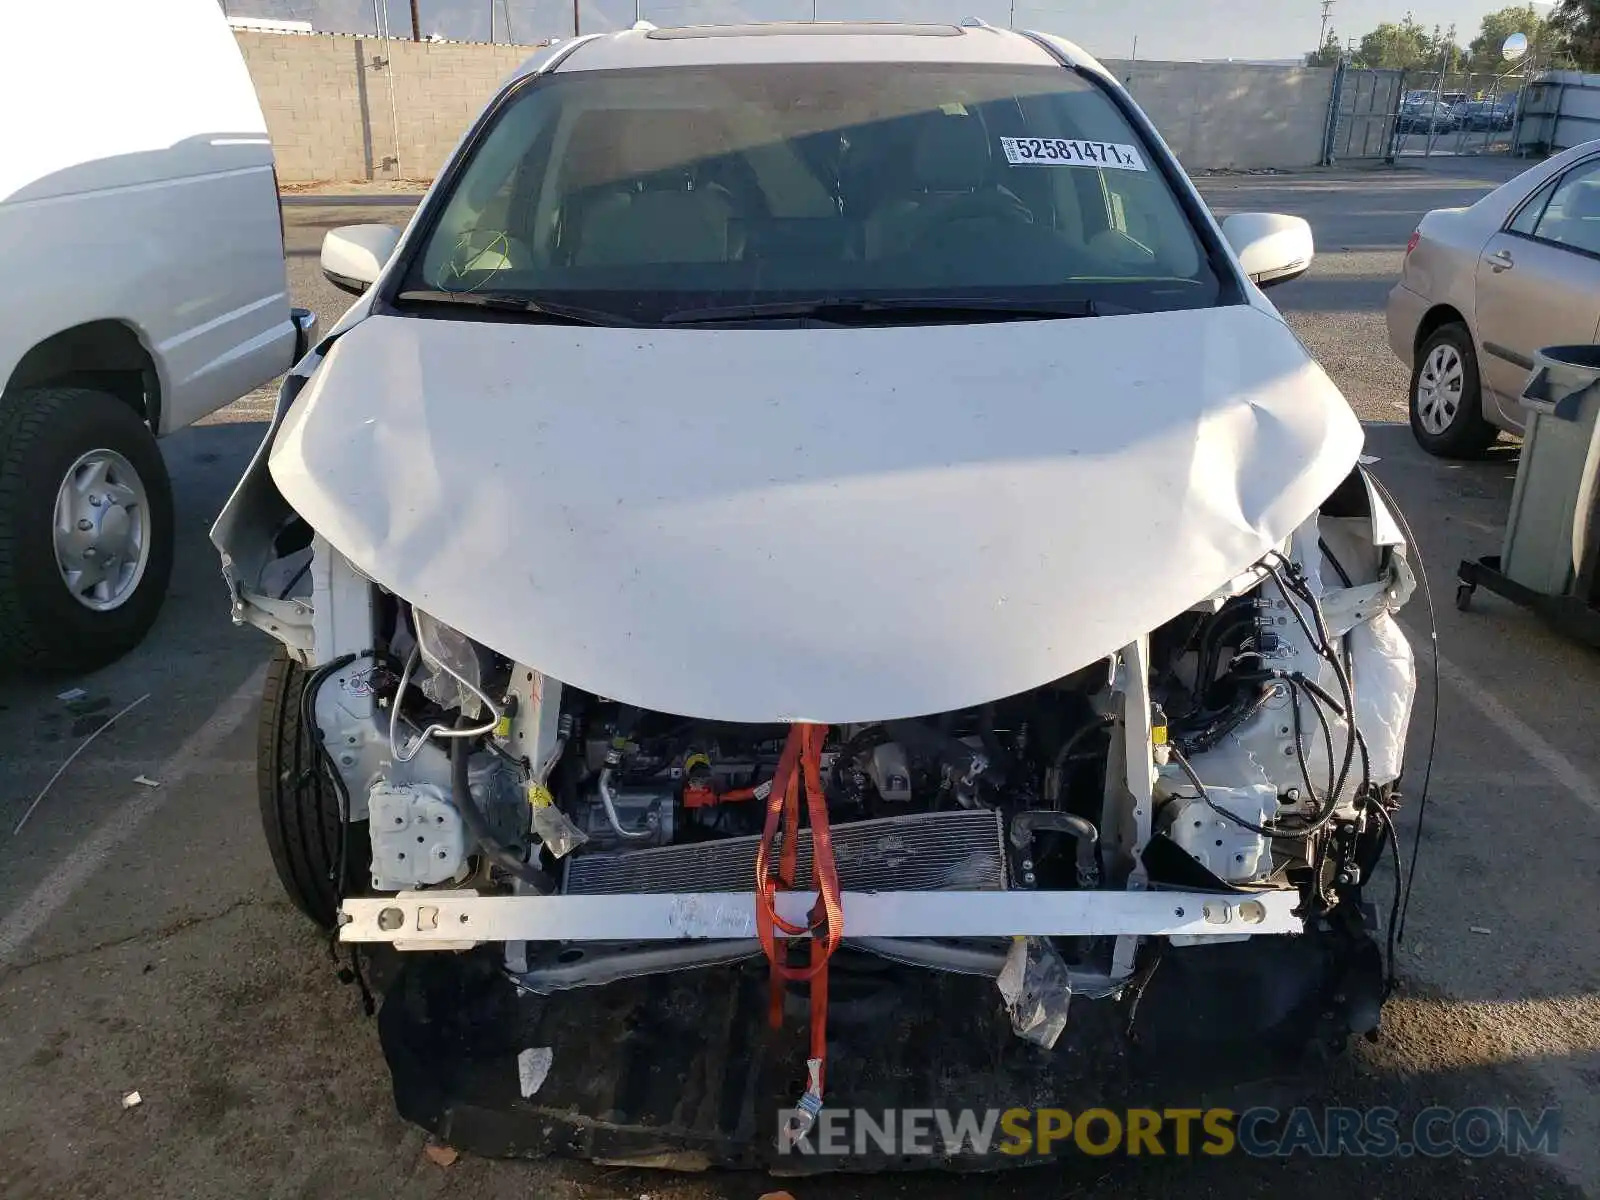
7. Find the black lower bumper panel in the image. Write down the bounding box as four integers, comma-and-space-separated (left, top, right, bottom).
373, 928, 1383, 1171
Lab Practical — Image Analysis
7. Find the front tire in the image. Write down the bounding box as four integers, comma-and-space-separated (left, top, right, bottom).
0, 387, 175, 670
1410, 324, 1498, 459
258, 647, 369, 929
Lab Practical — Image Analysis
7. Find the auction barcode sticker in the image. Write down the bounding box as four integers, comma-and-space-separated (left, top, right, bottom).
1000, 137, 1148, 171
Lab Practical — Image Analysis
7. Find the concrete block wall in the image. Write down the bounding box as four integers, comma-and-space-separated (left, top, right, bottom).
1102, 60, 1338, 171
237, 33, 1338, 183
236, 32, 533, 182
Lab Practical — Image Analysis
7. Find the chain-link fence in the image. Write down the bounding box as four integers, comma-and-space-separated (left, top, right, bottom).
1389, 68, 1530, 158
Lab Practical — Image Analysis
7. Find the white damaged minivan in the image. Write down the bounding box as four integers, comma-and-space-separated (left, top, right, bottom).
215, 22, 1417, 1165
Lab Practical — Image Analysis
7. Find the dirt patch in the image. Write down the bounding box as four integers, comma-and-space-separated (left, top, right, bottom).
279, 179, 431, 196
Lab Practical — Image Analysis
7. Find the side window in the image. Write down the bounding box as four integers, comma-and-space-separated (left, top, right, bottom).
1530, 160, 1600, 256
1507, 176, 1558, 236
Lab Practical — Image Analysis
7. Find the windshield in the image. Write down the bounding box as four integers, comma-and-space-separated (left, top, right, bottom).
401, 62, 1225, 324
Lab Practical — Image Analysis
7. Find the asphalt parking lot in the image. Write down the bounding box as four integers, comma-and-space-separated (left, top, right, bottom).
3, 159, 1600, 1200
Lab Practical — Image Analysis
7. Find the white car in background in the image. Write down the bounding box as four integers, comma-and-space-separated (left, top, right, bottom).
216, 21, 1419, 1162
1388, 139, 1600, 457
0, 0, 311, 670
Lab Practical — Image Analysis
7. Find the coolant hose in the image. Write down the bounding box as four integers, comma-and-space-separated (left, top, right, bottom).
450, 722, 557, 894
1011, 810, 1101, 888
1050, 715, 1114, 775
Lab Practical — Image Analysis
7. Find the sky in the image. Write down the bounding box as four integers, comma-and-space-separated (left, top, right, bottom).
227, 0, 1556, 62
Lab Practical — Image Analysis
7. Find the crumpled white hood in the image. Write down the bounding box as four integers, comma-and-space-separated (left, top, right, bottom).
269, 306, 1361, 723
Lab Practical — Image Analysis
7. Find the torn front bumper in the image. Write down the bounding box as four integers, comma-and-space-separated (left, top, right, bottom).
372, 926, 1382, 1171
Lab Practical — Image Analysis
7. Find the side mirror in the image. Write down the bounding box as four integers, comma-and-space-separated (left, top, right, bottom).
1221, 213, 1314, 288
321, 224, 403, 294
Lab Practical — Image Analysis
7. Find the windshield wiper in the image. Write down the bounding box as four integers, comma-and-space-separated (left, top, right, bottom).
395, 289, 636, 327
660, 296, 1115, 325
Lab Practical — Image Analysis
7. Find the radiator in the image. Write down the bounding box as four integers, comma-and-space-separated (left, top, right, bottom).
562, 808, 1008, 896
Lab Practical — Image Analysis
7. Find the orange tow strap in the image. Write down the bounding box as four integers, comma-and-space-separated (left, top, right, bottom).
754, 722, 843, 1142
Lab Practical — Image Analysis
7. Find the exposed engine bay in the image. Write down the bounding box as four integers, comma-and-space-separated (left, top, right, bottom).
264, 469, 1414, 1050
212, 313, 1424, 1152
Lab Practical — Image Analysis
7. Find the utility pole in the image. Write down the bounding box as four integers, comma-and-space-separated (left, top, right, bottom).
488, 0, 494, 42
1319, 0, 1334, 50
1131, 34, 1138, 62
573, 0, 580, 36
410, 0, 420, 40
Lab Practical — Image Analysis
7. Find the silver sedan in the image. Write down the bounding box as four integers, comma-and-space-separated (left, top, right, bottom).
1387, 139, 1600, 457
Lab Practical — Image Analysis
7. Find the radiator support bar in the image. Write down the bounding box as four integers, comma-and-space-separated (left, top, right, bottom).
340, 888, 1302, 949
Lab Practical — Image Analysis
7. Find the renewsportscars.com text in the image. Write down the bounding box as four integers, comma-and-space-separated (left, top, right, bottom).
779, 1106, 1561, 1159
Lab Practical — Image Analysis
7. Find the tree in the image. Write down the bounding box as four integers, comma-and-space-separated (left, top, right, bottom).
1440, 24, 1465, 73
1356, 14, 1437, 69
1554, 0, 1600, 69
1468, 4, 1553, 69
1429, 23, 1466, 73
1306, 28, 1344, 66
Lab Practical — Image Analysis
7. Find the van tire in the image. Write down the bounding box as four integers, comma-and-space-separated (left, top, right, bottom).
0, 387, 175, 671
258, 647, 369, 929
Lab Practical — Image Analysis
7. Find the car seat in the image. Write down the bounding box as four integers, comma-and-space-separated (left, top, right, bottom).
569, 111, 739, 267
1547, 178, 1600, 256
863, 112, 1030, 260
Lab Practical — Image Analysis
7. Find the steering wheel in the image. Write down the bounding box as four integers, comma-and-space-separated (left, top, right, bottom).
907, 189, 1035, 253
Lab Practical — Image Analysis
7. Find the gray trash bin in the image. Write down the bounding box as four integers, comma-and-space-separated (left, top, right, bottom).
1456, 344, 1600, 646
1501, 344, 1600, 596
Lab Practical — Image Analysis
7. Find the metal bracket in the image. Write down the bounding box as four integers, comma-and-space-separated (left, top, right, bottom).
1107, 635, 1156, 977
228, 589, 313, 656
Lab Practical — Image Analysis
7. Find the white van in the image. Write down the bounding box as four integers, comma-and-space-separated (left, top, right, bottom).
0, 0, 311, 670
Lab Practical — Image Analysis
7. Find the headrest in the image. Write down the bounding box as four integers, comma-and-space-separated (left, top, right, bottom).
563, 109, 730, 191
1565, 180, 1600, 221
912, 115, 991, 192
